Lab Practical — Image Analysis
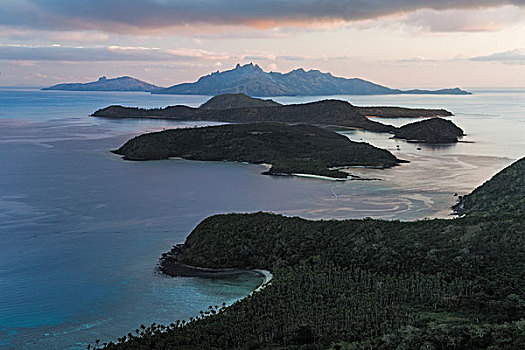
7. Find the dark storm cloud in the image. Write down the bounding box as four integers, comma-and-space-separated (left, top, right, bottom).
0, 1, 524, 33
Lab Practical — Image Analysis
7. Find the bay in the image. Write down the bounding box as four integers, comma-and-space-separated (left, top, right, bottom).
0, 88, 523, 348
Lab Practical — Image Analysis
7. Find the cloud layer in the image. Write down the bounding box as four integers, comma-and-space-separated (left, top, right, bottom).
472, 48, 525, 64
1, 0, 524, 33
0, 44, 314, 63
0, 44, 231, 62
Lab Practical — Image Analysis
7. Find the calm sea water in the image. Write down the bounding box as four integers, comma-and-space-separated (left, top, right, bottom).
1, 88, 524, 349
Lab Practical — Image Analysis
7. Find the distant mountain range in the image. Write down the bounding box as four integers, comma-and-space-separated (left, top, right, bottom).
42, 64, 471, 96
42, 76, 161, 92
154, 63, 471, 96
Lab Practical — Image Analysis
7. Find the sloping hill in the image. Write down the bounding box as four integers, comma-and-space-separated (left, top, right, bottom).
454, 157, 525, 216
42, 76, 161, 92
394, 117, 464, 143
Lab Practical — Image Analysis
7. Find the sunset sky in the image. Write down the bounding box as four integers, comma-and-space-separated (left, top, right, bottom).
1, 0, 525, 88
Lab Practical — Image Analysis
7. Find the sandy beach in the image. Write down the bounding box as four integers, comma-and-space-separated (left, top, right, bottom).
160, 258, 269, 280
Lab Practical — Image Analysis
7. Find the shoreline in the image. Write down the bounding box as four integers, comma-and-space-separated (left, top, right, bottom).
158, 234, 276, 297
159, 244, 273, 293
128, 156, 394, 181
160, 257, 269, 280
365, 115, 448, 119
292, 173, 348, 181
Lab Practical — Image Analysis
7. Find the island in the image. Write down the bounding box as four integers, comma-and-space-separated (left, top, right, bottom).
393, 117, 465, 143
152, 63, 471, 96
42, 76, 162, 92
98, 157, 525, 350
202, 93, 454, 118
112, 123, 404, 179
92, 93, 457, 134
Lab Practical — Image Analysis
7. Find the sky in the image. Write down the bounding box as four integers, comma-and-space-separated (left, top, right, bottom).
1, 0, 525, 88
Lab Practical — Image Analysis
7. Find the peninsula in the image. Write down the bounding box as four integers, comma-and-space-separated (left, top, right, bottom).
42, 76, 161, 92
453, 156, 525, 216
92, 93, 456, 133
100, 157, 525, 350
112, 123, 403, 178
153, 63, 471, 96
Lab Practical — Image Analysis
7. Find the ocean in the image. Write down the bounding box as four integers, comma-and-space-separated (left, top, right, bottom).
1, 88, 524, 348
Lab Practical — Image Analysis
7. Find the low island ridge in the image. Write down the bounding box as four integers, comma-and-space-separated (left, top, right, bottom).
93, 93, 459, 135
112, 123, 404, 179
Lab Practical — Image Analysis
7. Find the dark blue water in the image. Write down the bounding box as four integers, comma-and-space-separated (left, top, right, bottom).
1, 89, 524, 349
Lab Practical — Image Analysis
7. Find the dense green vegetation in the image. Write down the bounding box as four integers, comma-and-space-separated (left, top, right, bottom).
454, 157, 525, 216
113, 123, 403, 178
394, 118, 464, 143
93, 93, 455, 134
96, 157, 525, 350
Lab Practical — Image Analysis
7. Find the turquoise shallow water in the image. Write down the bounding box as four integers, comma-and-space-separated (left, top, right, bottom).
0, 89, 524, 348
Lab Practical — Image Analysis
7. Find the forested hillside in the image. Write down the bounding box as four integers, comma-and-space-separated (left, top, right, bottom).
97, 157, 525, 350
454, 157, 525, 216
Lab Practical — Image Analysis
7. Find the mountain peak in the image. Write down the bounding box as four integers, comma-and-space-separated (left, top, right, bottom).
291, 68, 306, 74
98, 76, 107, 82
233, 62, 262, 72
155, 63, 471, 97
